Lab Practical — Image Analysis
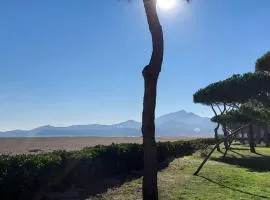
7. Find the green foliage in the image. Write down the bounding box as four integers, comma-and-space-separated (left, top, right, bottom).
256, 51, 270, 72
0, 154, 62, 200
0, 138, 215, 200
194, 53, 270, 139
193, 72, 270, 105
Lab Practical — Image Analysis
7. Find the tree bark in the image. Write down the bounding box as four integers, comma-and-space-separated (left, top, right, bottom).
264, 126, 269, 147
223, 135, 234, 159
211, 105, 220, 152
222, 125, 229, 150
240, 129, 245, 144
254, 125, 261, 144
214, 123, 221, 152
248, 123, 256, 153
142, 0, 164, 199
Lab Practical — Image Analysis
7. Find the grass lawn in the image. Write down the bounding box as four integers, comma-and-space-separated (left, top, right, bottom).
89, 145, 270, 200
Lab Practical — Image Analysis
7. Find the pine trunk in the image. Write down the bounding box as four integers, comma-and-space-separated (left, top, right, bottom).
241, 130, 245, 144
214, 123, 220, 151
142, 75, 159, 200
264, 126, 269, 147
142, 0, 164, 199
222, 125, 229, 150
248, 123, 256, 153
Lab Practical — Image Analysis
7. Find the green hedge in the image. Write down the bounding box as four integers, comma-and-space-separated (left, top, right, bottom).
0, 138, 214, 199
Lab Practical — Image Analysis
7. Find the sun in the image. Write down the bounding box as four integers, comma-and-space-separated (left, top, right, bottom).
157, 0, 176, 10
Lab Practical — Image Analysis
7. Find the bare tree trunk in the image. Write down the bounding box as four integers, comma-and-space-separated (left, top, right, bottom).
210, 105, 220, 151
264, 126, 269, 147
240, 130, 245, 144
248, 123, 256, 153
254, 125, 260, 144
267, 133, 270, 147
214, 123, 221, 152
142, 0, 164, 199
223, 135, 234, 158
222, 125, 228, 150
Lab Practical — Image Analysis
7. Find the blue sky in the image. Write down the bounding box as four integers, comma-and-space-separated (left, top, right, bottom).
0, 0, 270, 131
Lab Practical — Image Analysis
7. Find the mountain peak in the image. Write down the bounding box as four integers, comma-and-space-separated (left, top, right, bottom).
176, 110, 198, 116
34, 125, 54, 130
114, 120, 141, 128
0, 110, 214, 137
175, 109, 188, 114
155, 109, 209, 126
123, 120, 138, 123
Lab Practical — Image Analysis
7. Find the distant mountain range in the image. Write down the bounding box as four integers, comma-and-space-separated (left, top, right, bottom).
0, 110, 215, 137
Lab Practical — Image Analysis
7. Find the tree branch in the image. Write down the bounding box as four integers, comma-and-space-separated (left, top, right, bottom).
211, 104, 218, 117
216, 104, 222, 114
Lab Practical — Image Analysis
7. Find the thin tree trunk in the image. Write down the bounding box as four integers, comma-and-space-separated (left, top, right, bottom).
222, 125, 228, 150
254, 125, 260, 144
223, 135, 234, 158
248, 123, 256, 153
210, 104, 220, 151
241, 130, 245, 144
214, 123, 221, 152
267, 132, 270, 147
142, 0, 164, 199
264, 126, 269, 147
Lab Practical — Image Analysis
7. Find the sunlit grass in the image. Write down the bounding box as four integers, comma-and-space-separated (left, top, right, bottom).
89, 145, 270, 200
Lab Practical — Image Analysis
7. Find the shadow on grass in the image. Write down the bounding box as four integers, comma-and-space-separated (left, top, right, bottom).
254, 152, 268, 157
229, 147, 250, 151
229, 150, 245, 157
44, 151, 195, 200
199, 176, 269, 199
231, 142, 243, 145
45, 172, 142, 200
212, 155, 270, 172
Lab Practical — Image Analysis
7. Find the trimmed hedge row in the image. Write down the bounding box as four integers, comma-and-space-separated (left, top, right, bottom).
0, 138, 214, 199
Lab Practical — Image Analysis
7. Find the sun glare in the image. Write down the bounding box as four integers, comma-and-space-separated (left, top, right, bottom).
157, 0, 176, 10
